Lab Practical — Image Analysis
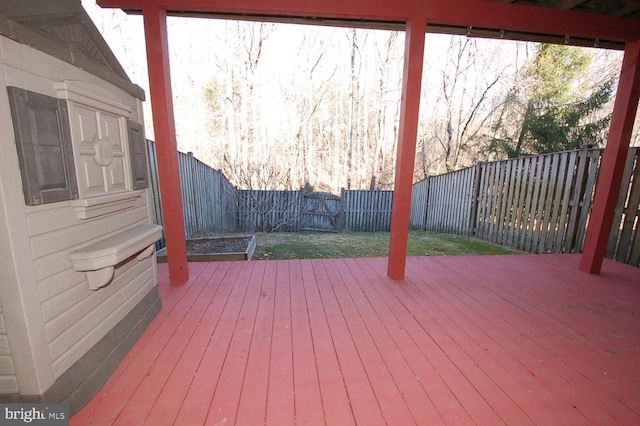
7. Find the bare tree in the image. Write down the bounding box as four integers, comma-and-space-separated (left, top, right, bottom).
417, 36, 516, 178
368, 31, 402, 189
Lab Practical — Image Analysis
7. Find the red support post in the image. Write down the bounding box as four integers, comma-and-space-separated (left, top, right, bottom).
387, 18, 426, 280
580, 40, 640, 274
143, 6, 189, 284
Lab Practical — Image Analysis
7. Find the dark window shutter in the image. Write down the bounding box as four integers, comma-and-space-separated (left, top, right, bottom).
7, 87, 78, 205
127, 120, 149, 190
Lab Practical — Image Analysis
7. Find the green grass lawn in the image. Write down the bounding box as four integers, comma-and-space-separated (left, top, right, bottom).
253, 231, 521, 260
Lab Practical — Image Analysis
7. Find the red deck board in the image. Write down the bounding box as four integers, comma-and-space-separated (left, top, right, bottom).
366, 259, 505, 423
298, 259, 356, 426
264, 261, 295, 426
413, 255, 638, 423
452, 256, 640, 421
289, 260, 327, 425
329, 259, 442, 423
392, 272, 522, 423
410, 261, 582, 422
173, 261, 250, 425
323, 259, 416, 425
72, 254, 640, 425
118, 262, 227, 424
424, 256, 632, 423
234, 261, 276, 425
143, 262, 234, 425
405, 264, 566, 423
347, 258, 472, 424
312, 259, 386, 425
204, 261, 267, 425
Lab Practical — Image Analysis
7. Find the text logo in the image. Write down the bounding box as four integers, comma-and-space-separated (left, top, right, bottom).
1, 404, 68, 425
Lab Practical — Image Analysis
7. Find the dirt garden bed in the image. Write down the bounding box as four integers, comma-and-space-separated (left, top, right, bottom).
156, 235, 256, 262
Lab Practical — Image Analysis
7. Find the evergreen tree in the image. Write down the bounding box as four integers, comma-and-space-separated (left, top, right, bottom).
490, 44, 615, 158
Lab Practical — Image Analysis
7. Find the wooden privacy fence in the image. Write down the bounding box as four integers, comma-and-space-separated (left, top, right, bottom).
474, 148, 598, 254
237, 190, 301, 232
300, 191, 342, 232
147, 142, 398, 237
178, 152, 238, 235
342, 189, 394, 231
148, 141, 640, 267
411, 166, 478, 234
237, 189, 395, 232
411, 145, 640, 266
147, 141, 237, 245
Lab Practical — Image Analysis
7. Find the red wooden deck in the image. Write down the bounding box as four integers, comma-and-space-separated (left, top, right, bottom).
72, 254, 640, 425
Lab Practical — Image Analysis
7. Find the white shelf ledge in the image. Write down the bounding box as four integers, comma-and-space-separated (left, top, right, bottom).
71, 191, 142, 220
70, 224, 163, 290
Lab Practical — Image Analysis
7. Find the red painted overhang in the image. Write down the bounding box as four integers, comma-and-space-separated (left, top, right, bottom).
97, 0, 640, 44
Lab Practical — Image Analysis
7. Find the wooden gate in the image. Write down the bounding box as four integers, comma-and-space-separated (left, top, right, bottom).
300, 191, 342, 232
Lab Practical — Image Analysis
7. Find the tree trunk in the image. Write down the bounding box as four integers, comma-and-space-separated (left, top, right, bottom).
514, 101, 533, 157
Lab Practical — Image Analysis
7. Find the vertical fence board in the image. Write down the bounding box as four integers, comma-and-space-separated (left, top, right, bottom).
624, 152, 640, 266
517, 156, 534, 250
477, 162, 490, 239
524, 157, 542, 252
496, 160, 509, 244
530, 155, 549, 252
505, 158, 520, 247
546, 153, 567, 253
615, 152, 640, 262
482, 162, 494, 240
538, 154, 559, 253
554, 151, 577, 253
517, 157, 530, 247
607, 148, 638, 259
506, 158, 516, 247
575, 150, 602, 252
484, 162, 496, 241
565, 146, 590, 252
493, 161, 504, 243
510, 158, 525, 248
410, 179, 429, 230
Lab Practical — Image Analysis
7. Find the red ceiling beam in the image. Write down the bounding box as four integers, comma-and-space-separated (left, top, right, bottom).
580, 40, 640, 274
98, 0, 640, 43
142, 6, 189, 285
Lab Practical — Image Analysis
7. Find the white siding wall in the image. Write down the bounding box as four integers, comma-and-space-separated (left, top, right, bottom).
27, 196, 156, 377
0, 305, 18, 393
1, 36, 157, 390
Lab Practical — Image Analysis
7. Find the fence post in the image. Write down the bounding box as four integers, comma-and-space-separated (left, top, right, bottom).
339, 188, 346, 231
187, 152, 199, 236
565, 144, 592, 253
468, 161, 483, 237
297, 188, 305, 232
422, 177, 430, 231
217, 168, 223, 232
236, 188, 242, 232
